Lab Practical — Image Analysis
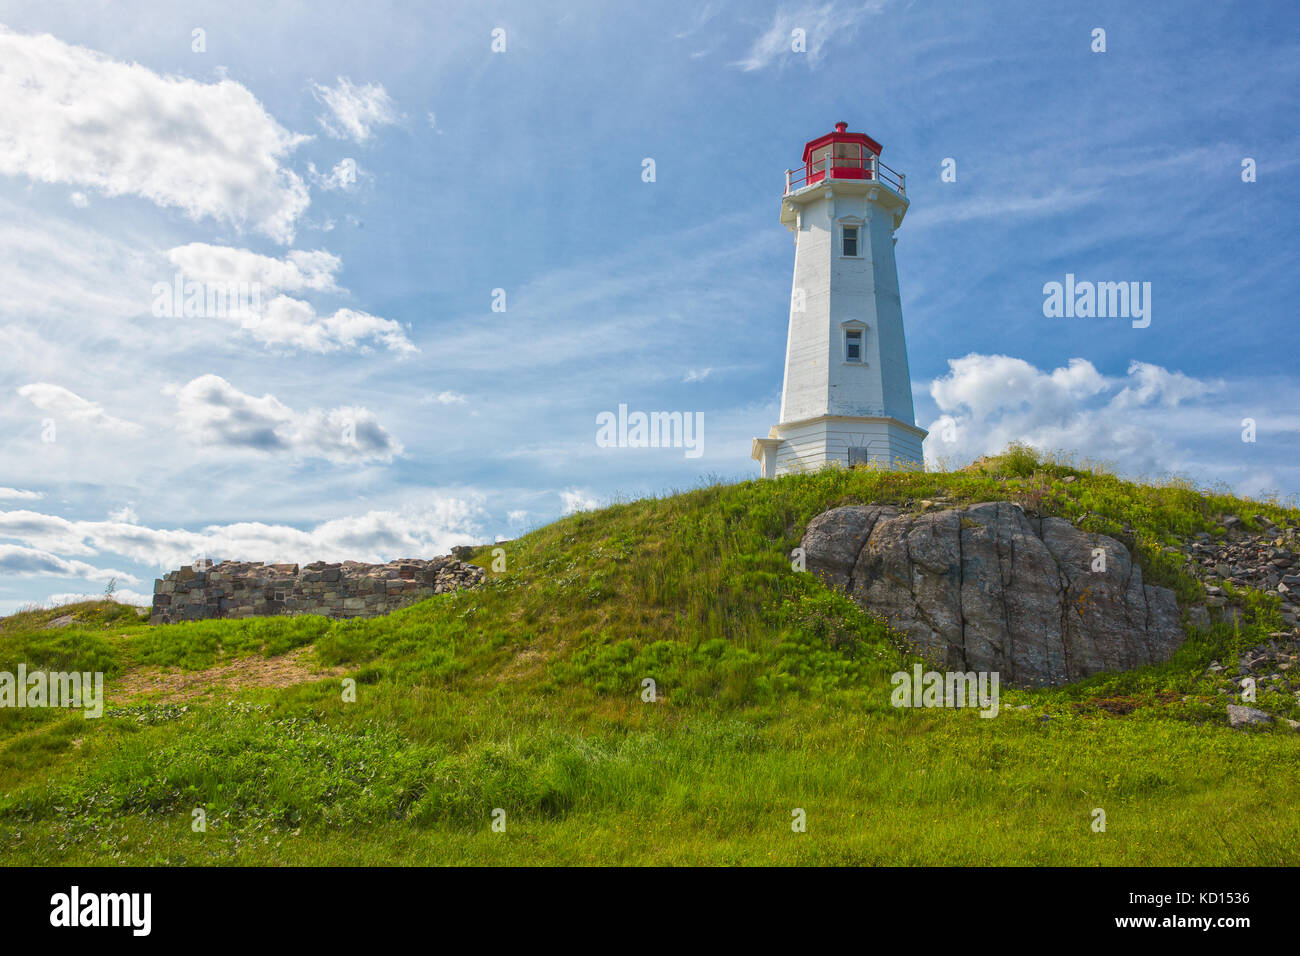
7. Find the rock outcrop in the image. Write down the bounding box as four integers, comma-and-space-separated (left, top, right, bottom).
802, 502, 1184, 687
150, 557, 484, 625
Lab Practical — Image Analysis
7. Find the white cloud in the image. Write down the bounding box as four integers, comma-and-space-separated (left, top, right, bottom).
68, 191, 88, 208
162, 243, 414, 353
108, 505, 138, 524
0, 488, 43, 501
1111, 361, 1211, 409
0, 511, 101, 557
0, 544, 138, 584
905, 189, 1103, 232
0, 197, 163, 333
250, 296, 416, 354
420, 391, 468, 406
16, 383, 142, 434
734, 1, 888, 71
308, 157, 361, 191
166, 243, 343, 294
0, 499, 486, 570
165, 374, 403, 463
313, 77, 400, 144
0, 26, 310, 243
922, 354, 1224, 475
684, 368, 713, 382
46, 589, 152, 608
928, 354, 1108, 422
560, 489, 602, 515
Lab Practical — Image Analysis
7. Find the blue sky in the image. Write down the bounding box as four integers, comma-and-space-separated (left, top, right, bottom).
1, 0, 1298, 610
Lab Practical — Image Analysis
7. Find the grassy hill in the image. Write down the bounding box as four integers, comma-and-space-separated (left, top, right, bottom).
2, 446, 1298, 865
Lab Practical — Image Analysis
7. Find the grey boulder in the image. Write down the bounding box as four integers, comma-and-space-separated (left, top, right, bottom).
801, 502, 1185, 687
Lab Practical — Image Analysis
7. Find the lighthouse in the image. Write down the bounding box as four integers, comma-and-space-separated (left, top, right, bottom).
752, 122, 926, 477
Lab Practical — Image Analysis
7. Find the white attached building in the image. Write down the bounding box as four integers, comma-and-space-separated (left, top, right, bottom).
752, 122, 926, 477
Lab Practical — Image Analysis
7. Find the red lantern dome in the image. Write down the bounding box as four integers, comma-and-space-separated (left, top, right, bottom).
801, 121, 882, 185
784, 122, 903, 196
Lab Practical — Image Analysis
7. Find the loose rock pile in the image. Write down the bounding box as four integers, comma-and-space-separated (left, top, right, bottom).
1162, 514, 1300, 731
150, 556, 485, 625
1174, 514, 1300, 634
1208, 634, 1300, 729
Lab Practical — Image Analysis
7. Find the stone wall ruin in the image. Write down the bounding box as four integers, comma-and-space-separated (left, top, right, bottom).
149, 556, 484, 625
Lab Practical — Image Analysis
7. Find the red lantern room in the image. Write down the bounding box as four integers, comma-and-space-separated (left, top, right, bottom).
784, 121, 904, 196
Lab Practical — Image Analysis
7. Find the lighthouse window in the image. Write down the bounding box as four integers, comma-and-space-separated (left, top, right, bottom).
811, 145, 830, 174
842, 226, 859, 257
834, 142, 863, 169
845, 328, 863, 362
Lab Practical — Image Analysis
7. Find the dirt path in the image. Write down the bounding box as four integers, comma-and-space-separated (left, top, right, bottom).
113, 646, 345, 703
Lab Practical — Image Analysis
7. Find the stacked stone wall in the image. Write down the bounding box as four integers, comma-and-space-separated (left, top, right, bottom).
150, 556, 484, 625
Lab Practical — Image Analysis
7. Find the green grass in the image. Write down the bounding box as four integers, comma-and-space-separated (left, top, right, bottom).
1, 446, 1297, 865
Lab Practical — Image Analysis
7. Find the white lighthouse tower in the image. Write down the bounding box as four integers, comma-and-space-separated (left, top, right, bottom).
752, 122, 926, 477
